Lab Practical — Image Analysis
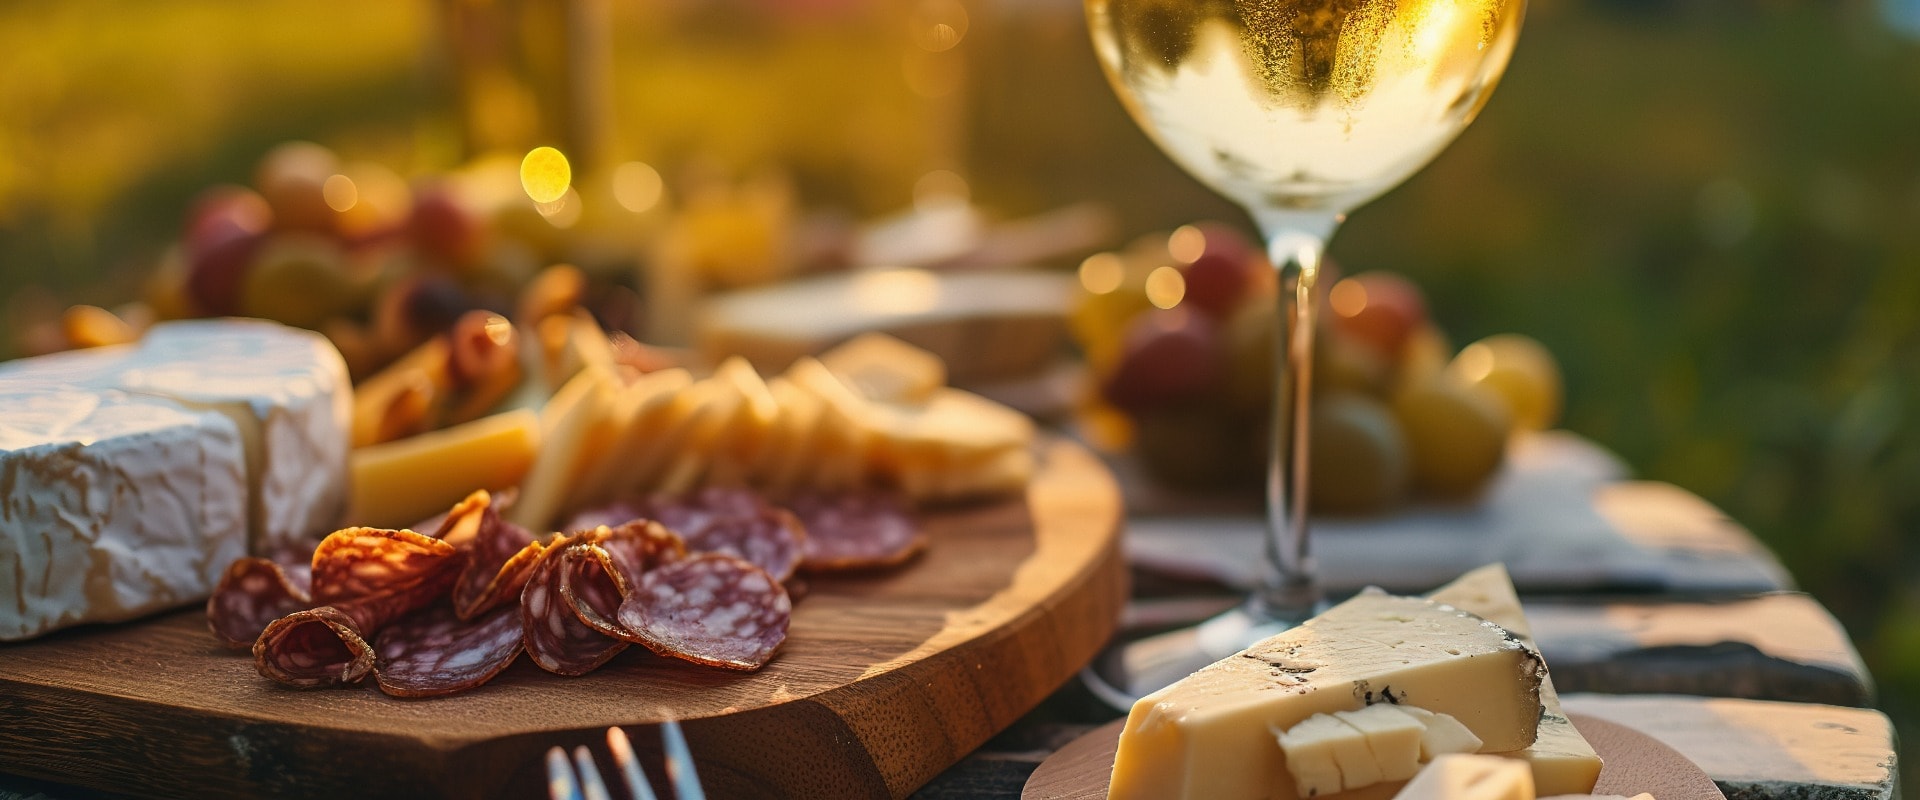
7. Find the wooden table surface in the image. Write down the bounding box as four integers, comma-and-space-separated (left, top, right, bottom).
908, 477, 1898, 800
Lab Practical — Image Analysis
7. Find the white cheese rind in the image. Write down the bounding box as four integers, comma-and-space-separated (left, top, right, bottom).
1109, 590, 1545, 800
0, 390, 248, 641
120, 319, 352, 551
0, 319, 352, 553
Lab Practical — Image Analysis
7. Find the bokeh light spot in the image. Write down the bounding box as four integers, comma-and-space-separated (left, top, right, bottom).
1168, 224, 1206, 264
1146, 266, 1186, 309
1079, 253, 1124, 295
612, 161, 664, 213
521, 146, 572, 204
1329, 278, 1368, 318
321, 174, 358, 213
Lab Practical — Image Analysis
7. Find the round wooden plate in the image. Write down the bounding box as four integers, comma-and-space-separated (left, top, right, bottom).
1022, 712, 1724, 800
0, 440, 1126, 800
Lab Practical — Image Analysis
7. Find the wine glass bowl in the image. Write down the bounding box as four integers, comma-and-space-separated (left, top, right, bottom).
1080, 0, 1527, 704
1086, 0, 1526, 218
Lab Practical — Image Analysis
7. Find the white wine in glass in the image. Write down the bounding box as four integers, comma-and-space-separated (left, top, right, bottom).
1082, 0, 1525, 702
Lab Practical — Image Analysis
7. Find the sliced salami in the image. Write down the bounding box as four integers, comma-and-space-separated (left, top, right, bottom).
558, 542, 632, 641
637, 487, 766, 539
448, 501, 543, 620
677, 508, 806, 582
207, 557, 313, 649
615, 553, 791, 671
454, 539, 546, 620
598, 519, 686, 582
785, 490, 924, 571
521, 537, 628, 676
253, 606, 376, 688
427, 489, 493, 547
310, 527, 458, 603
329, 564, 460, 633
373, 603, 523, 697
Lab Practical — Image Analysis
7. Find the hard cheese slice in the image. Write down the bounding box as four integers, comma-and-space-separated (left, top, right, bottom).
1108, 590, 1546, 800
1392, 754, 1535, 800
1427, 565, 1604, 795
348, 409, 540, 529
0, 389, 249, 640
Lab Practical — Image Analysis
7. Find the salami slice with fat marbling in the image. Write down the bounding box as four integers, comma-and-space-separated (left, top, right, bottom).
558, 542, 633, 641
253, 606, 376, 688
445, 498, 544, 620
310, 527, 459, 602
785, 490, 923, 571
521, 535, 629, 676
614, 553, 791, 671
207, 557, 313, 649
677, 509, 806, 582
597, 519, 686, 582
373, 603, 523, 697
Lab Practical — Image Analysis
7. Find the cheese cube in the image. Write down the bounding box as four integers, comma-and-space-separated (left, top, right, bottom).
1392, 754, 1534, 800
1337, 705, 1429, 781
0, 390, 249, 640
1276, 714, 1352, 797
1107, 590, 1545, 800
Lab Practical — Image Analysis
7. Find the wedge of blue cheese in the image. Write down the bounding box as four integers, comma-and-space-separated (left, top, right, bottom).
0, 319, 351, 640
1108, 590, 1546, 800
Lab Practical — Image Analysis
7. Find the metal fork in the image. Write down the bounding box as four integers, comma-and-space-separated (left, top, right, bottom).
546, 719, 705, 800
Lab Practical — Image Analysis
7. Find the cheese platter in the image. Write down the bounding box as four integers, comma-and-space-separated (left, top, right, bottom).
0, 437, 1126, 800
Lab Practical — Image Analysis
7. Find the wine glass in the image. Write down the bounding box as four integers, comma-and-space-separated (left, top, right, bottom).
1081, 0, 1527, 702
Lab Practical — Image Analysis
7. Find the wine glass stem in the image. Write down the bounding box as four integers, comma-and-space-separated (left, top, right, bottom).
1255, 215, 1339, 621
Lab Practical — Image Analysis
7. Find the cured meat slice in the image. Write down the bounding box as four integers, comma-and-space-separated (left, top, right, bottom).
427, 489, 492, 547
448, 498, 544, 620
207, 557, 313, 649
423, 488, 522, 544
521, 537, 628, 676
785, 490, 924, 571
253, 606, 376, 688
330, 564, 460, 633
454, 539, 546, 620
373, 603, 523, 697
597, 519, 686, 582
310, 527, 458, 603
636, 487, 765, 540
558, 543, 631, 640
678, 509, 805, 582
615, 553, 791, 671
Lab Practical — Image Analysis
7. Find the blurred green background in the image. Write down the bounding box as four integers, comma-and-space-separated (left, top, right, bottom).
0, 0, 1914, 784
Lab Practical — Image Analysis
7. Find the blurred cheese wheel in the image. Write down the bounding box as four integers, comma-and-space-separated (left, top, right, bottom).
698, 268, 1073, 386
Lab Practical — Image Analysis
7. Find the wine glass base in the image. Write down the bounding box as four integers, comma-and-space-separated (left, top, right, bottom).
1080, 597, 1326, 711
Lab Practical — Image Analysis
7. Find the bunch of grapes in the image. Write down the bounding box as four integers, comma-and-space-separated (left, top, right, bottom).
1072, 222, 1563, 514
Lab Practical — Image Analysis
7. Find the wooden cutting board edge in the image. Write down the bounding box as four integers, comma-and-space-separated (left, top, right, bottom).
0, 439, 1131, 800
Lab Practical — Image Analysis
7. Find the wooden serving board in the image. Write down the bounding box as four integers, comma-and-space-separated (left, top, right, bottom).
0, 440, 1126, 800
1021, 713, 1725, 800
